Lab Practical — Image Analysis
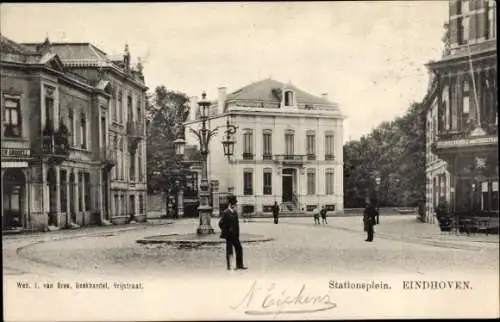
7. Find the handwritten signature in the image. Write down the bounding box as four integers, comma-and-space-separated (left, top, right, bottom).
230, 281, 337, 315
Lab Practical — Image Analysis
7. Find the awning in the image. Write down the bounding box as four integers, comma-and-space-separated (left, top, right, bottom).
1, 161, 28, 168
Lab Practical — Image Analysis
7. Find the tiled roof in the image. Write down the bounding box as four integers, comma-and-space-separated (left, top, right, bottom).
226, 78, 333, 106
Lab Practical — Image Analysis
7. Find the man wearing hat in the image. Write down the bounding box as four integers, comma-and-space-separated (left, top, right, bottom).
219, 195, 248, 270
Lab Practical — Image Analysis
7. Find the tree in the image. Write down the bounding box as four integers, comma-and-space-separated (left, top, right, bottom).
343, 102, 426, 208
146, 86, 191, 194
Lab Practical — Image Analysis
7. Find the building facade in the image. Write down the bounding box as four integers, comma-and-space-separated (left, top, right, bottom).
184, 78, 345, 215
1, 36, 147, 232
424, 0, 497, 222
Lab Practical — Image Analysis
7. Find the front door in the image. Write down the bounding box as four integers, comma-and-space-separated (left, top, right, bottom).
282, 175, 293, 202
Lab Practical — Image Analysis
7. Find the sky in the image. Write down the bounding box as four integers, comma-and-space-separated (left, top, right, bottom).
1, 2, 448, 142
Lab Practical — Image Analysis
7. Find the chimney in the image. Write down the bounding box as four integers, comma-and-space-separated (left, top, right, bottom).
189, 96, 198, 122
321, 93, 328, 101
218, 87, 227, 114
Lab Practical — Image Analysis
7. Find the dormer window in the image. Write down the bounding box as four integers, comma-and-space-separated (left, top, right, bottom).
284, 90, 295, 107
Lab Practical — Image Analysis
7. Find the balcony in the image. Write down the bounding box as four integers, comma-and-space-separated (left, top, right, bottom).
273, 154, 306, 166
325, 154, 335, 161
307, 154, 316, 161
127, 120, 144, 152
262, 154, 273, 161
432, 129, 498, 162
33, 125, 70, 165
242, 153, 254, 160
100, 146, 117, 171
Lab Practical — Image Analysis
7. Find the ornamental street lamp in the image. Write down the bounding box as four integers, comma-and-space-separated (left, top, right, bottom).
174, 91, 237, 235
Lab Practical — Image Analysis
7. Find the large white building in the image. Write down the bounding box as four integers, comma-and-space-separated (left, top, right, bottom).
184, 78, 345, 215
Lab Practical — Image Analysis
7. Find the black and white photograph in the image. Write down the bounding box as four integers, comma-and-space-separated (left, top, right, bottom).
1, 1, 498, 320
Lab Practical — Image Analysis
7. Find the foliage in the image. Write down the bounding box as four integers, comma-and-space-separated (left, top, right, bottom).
343, 102, 426, 208
435, 199, 451, 218
146, 86, 192, 193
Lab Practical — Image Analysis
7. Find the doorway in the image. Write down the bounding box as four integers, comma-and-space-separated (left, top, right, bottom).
3, 168, 26, 229
282, 168, 295, 203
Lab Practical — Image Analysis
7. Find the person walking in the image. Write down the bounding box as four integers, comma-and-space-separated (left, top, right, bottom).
218, 196, 247, 270
313, 206, 321, 225
320, 205, 328, 225
272, 201, 280, 224
363, 198, 378, 242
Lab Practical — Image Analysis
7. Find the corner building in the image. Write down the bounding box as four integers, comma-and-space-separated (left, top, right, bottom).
185, 79, 345, 215
1, 36, 147, 231
424, 0, 497, 221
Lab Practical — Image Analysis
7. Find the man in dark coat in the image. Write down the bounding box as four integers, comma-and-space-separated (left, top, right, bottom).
219, 196, 247, 270
363, 198, 378, 242
272, 201, 280, 224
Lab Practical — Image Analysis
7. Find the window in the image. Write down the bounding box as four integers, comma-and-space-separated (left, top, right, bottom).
78, 172, 83, 211
3, 97, 21, 137
486, 0, 496, 39
325, 133, 335, 160
60, 170, 67, 212
463, 79, 470, 115
138, 144, 143, 181
285, 131, 294, 156
137, 99, 142, 123
306, 131, 316, 159
263, 169, 272, 195
80, 113, 87, 149
84, 172, 91, 211
45, 95, 54, 130
130, 151, 136, 181
127, 96, 133, 122
284, 90, 294, 107
243, 170, 253, 195
243, 130, 253, 159
117, 91, 123, 123
68, 107, 75, 146
114, 194, 119, 216
112, 87, 118, 121
120, 194, 125, 215
139, 194, 144, 214
263, 131, 272, 160
325, 169, 334, 195
101, 116, 106, 148
307, 169, 316, 195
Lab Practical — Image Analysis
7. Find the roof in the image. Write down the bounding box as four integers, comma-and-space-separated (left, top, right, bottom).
22, 42, 109, 62
227, 78, 333, 106
0, 35, 37, 55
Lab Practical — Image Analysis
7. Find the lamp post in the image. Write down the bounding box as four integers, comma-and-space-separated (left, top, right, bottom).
174, 92, 237, 235
375, 175, 381, 224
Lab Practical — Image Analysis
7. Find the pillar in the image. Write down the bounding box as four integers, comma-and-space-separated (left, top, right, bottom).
42, 163, 49, 231
55, 166, 61, 227
73, 169, 79, 224
98, 169, 103, 222
211, 180, 219, 217
178, 188, 184, 218
65, 168, 70, 227
1, 170, 4, 228
81, 171, 86, 226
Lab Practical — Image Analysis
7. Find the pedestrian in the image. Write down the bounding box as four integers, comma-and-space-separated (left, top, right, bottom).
363, 198, 378, 242
313, 206, 320, 225
218, 196, 247, 270
320, 205, 328, 225
272, 201, 280, 224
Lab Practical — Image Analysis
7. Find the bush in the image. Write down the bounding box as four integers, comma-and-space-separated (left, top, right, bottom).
417, 203, 425, 222
435, 199, 451, 219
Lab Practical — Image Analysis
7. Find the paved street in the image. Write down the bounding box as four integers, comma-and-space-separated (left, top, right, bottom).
3, 215, 498, 279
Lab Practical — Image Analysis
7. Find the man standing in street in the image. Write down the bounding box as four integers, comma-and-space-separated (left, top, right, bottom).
363, 198, 378, 242
320, 205, 328, 225
219, 196, 247, 270
272, 201, 280, 224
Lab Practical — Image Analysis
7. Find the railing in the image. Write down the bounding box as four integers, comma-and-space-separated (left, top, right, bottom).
325, 154, 335, 160
1, 147, 30, 159
307, 154, 316, 160
242, 152, 254, 160
40, 135, 69, 156
273, 154, 307, 163
262, 154, 273, 160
